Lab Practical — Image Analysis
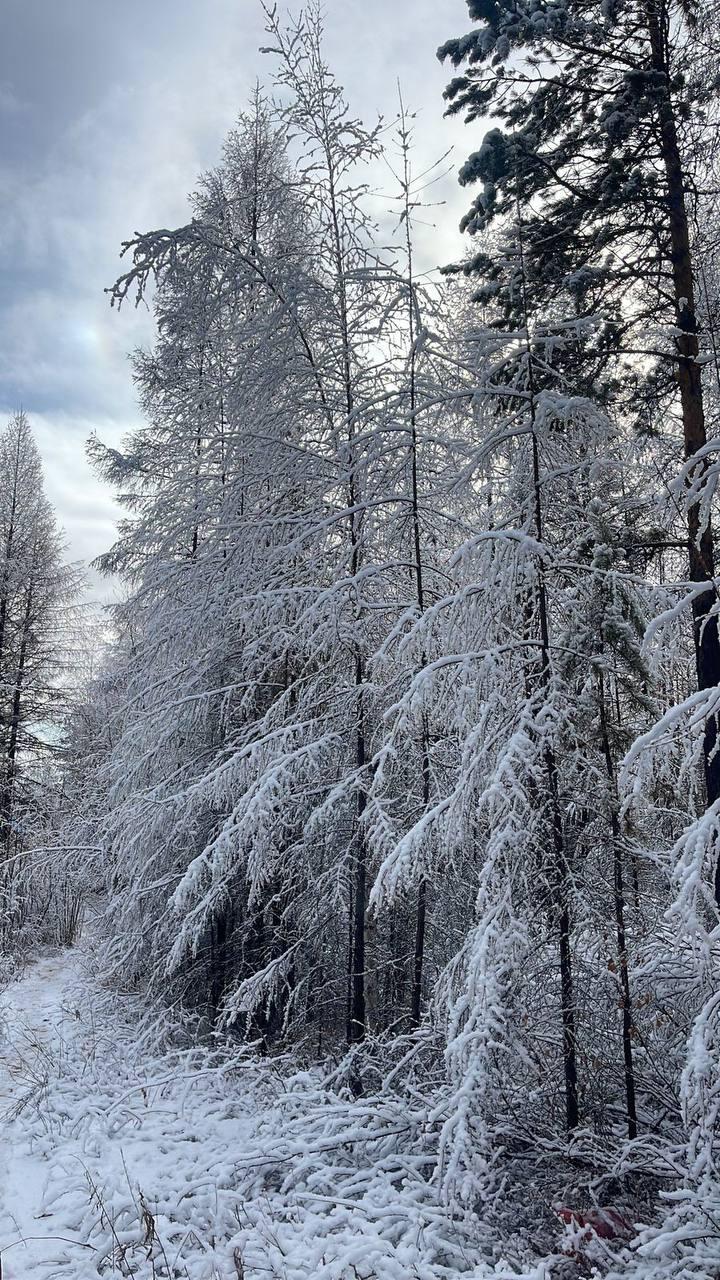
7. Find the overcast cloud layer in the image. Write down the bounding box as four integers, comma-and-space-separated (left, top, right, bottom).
0, 0, 472, 595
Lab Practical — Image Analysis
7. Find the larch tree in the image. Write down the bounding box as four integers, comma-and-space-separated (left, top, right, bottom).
261, 1, 385, 1047
92, 95, 329, 1017
0, 412, 78, 941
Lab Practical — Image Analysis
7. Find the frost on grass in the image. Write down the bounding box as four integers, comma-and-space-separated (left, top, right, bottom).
8, 948, 705, 1280
0, 952, 556, 1280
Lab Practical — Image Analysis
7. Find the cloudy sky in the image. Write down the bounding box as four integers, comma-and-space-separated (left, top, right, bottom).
0, 0, 474, 596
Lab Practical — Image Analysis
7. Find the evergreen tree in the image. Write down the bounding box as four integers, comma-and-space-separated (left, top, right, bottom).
439, 0, 720, 902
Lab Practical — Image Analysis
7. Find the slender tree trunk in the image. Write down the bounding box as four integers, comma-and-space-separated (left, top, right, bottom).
411, 875, 427, 1027
598, 672, 638, 1139
529, 411, 579, 1134
646, 1, 720, 905
346, 876, 355, 1042
408, 329, 431, 1027
349, 652, 367, 1043
0, 585, 32, 851
398, 100, 433, 1027
519, 212, 580, 1131
324, 153, 369, 1046
191, 347, 205, 559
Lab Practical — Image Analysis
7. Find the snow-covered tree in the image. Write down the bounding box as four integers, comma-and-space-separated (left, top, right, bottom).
439, 0, 720, 897
0, 412, 80, 945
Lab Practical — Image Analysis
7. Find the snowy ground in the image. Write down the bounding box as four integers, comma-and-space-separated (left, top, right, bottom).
0, 948, 83, 1278
0, 944, 262, 1279
0, 944, 534, 1280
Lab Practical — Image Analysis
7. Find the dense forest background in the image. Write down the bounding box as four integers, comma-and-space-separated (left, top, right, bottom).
2, 1, 720, 1275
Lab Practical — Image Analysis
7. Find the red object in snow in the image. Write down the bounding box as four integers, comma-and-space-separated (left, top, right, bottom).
554, 1206, 634, 1240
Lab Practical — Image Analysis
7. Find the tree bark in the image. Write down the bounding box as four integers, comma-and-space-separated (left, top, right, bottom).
529, 365, 579, 1132
646, 1, 720, 905
0, 584, 32, 851
599, 672, 638, 1139
349, 653, 367, 1043
519, 210, 580, 1131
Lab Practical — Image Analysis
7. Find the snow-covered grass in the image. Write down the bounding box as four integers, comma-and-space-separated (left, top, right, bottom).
0, 943, 527, 1280
8, 942, 711, 1280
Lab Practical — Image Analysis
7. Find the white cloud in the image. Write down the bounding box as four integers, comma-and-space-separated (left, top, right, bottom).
1, 0, 477, 602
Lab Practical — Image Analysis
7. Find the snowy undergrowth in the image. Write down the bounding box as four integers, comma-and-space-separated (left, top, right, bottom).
9, 943, 709, 1280
0, 946, 559, 1280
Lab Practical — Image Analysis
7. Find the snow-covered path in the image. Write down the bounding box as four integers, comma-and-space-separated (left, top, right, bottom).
0, 943, 260, 1279
0, 945, 493, 1279
0, 947, 83, 1278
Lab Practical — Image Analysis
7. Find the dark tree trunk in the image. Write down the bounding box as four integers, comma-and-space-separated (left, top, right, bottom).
349, 654, 367, 1044
0, 586, 31, 850
520, 222, 580, 1129
646, 1, 720, 905
599, 674, 638, 1139
411, 877, 427, 1028
402, 127, 432, 1028
547, 740, 580, 1133
209, 908, 229, 1014
410, 712, 431, 1028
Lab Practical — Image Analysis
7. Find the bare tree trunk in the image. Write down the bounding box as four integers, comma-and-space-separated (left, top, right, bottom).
349, 653, 367, 1043
0, 584, 32, 851
519, 214, 580, 1132
397, 96, 433, 1028
411, 875, 427, 1027
325, 151, 369, 1047
646, 1, 720, 905
598, 672, 638, 1139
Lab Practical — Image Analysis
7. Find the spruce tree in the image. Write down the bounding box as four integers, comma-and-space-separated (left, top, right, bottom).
439, 0, 720, 902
